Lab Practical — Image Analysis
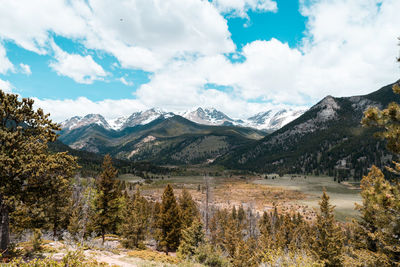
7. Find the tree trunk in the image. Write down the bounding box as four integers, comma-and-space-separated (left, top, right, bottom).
102, 229, 105, 245
53, 224, 57, 240
0, 195, 10, 251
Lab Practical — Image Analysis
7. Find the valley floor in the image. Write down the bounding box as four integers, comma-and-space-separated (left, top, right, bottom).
253, 175, 361, 221
130, 173, 361, 222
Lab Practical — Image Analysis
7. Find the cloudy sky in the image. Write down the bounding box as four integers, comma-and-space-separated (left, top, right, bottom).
0, 0, 399, 121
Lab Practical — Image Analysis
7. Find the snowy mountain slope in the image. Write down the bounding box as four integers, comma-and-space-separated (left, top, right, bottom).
180, 107, 236, 126
60, 107, 307, 132
244, 108, 307, 131
121, 108, 174, 129
61, 114, 111, 130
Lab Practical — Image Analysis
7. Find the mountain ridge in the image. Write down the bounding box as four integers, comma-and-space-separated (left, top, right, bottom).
217, 82, 399, 179
60, 107, 306, 132
58, 115, 266, 164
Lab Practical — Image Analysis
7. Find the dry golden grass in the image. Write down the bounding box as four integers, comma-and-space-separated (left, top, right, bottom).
140, 176, 307, 215
127, 249, 180, 264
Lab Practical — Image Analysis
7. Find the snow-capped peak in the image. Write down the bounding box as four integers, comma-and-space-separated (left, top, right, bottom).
181, 107, 234, 125
61, 114, 111, 130
60, 106, 308, 132
121, 108, 175, 129
108, 116, 128, 130
245, 108, 307, 131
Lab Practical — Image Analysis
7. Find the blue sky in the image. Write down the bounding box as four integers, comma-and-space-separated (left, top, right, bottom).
0, 0, 399, 121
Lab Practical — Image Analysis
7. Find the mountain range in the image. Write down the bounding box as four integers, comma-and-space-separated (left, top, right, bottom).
61, 107, 306, 132
57, 81, 399, 179
58, 114, 267, 165
218, 82, 400, 180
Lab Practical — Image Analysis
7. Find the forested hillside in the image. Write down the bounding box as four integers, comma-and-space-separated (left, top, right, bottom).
58, 115, 265, 165
219, 82, 400, 180
48, 140, 170, 176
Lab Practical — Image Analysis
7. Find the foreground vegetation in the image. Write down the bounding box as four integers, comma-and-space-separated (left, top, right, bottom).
1, 80, 400, 266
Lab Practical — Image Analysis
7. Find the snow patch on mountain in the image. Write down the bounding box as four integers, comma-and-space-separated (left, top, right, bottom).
61, 107, 308, 132
61, 114, 111, 130
108, 116, 128, 130
181, 107, 234, 126
245, 108, 307, 131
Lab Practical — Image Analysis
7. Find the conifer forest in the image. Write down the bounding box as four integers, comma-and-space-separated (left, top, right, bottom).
1, 1, 400, 266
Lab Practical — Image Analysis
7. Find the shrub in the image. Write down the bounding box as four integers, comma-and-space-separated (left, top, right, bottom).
127, 249, 180, 264
194, 244, 229, 267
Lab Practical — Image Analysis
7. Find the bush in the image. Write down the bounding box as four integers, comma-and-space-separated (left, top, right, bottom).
194, 244, 229, 267
7, 249, 105, 266
31, 229, 42, 252
261, 248, 322, 267
127, 249, 180, 264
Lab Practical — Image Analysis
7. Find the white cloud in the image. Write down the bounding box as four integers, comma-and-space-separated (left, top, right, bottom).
0, 0, 234, 71
0, 44, 13, 74
136, 0, 400, 108
0, 79, 13, 93
2, 0, 400, 121
119, 77, 133, 86
49, 41, 107, 84
19, 63, 31, 75
212, 0, 277, 18
0, 0, 87, 54
33, 97, 147, 122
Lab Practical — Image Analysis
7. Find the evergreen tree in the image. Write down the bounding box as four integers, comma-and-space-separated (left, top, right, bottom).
0, 91, 78, 250
231, 206, 237, 220
179, 188, 199, 229
312, 190, 344, 266
120, 189, 150, 248
237, 204, 245, 225
177, 219, 205, 259
222, 216, 242, 258
68, 202, 82, 240
232, 238, 259, 267
157, 184, 182, 254
151, 201, 161, 240
360, 61, 400, 264
354, 166, 400, 264
92, 154, 120, 244
43, 154, 77, 239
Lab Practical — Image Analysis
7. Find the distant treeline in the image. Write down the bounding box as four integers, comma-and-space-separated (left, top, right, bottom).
48, 140, 170, 177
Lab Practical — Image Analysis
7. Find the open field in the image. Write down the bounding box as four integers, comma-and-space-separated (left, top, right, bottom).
122, 173, 361, 222
253, 175, 362, 221
138, 176, 306, 214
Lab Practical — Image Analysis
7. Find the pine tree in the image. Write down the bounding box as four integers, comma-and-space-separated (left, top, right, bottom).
120, 189, 149, 248
43, 153, 77, 239
0, 91, 78, 250
312, 190, 344, 266
222, 216, 241, 258
360, 59, 400, 264
259, 211, 272, 249
157, 184, 182, 254
237, 204, 246, 225
354, 166, 400, 264
177, 219, 205, 259
232, 237, 259, 267
179, 188, 199, 229
68, 202, 82, 240
92, 154, 120, 244
231, 206, 237, 220
151, 201, 161, 240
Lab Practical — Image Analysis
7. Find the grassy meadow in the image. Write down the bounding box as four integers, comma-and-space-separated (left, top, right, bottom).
119, 173, 361, 222
254, 175, 361, 221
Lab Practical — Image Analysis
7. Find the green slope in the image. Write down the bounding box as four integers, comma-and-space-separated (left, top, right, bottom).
58, 115, 265, 165
218, 82, 400, 180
